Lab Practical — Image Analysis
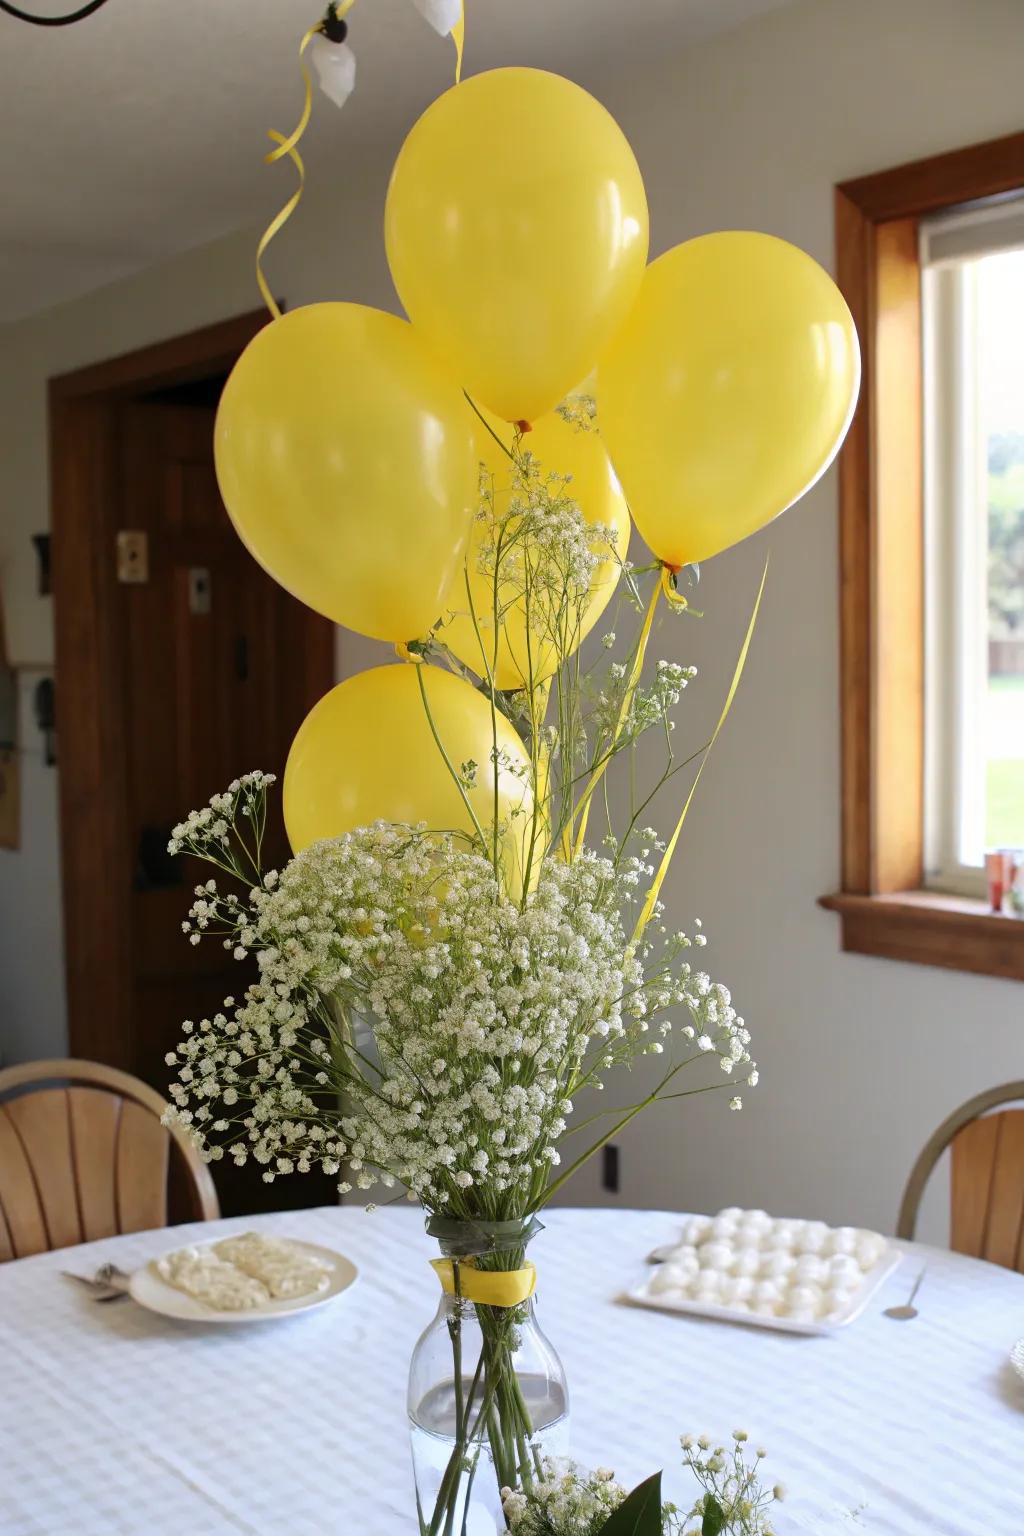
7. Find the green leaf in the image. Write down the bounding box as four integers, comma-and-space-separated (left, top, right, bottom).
596, 1473, 664, 1536
701, 1494, 727, 1536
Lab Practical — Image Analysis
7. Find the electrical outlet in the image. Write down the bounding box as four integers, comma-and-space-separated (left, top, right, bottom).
602, 1143, 620, 1194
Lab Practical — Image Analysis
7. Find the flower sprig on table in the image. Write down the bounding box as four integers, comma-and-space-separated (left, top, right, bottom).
501, 1433, 786, 1536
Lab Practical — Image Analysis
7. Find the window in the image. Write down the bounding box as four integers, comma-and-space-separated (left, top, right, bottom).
821, 131, 1024, 980
923, 211, 1024, 895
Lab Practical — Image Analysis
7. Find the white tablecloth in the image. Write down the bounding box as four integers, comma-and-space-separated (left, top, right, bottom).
1, 1206, 1022, 1534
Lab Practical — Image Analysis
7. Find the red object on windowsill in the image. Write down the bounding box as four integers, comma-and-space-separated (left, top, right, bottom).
985, 850, 1015, 913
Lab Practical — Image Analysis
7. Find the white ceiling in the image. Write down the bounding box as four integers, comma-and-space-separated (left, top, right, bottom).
0, 0, 798, 323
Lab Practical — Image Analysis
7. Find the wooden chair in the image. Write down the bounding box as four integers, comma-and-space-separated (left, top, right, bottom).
897, 1081, 1024, 1272
0, 1058, 219, 1262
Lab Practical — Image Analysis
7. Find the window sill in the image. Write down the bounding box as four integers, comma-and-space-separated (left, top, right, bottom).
819, 890, 1024, 981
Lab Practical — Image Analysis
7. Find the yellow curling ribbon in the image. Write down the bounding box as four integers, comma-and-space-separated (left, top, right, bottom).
256, 0, 461, 317
256, 3, 359, 319
659, 563, 690, 611
452, 1, 465, 82
430, 1257, 537, 1308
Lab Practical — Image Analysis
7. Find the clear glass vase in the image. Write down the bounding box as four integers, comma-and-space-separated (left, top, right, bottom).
408, 1215, 569, 1536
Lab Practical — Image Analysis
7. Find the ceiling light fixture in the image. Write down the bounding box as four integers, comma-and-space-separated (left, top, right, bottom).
0, 0, 112, 23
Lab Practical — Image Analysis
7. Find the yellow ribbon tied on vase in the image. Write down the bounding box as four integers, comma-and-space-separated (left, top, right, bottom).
430, 1257, 537, 1308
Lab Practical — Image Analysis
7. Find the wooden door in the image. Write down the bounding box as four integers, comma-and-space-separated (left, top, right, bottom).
113, 395, 334, 1212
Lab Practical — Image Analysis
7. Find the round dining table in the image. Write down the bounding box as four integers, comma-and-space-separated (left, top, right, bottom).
1, 1205, 1022, 1534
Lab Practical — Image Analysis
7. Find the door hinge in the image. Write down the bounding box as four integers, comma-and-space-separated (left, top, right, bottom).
116, 529, 149, 584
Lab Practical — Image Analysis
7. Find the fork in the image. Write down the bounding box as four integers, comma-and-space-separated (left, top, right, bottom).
62, 1263, 131, 1302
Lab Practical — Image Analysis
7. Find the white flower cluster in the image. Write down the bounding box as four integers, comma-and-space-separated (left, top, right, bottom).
463, 449, 618, 666
167, 772, 276, 866
163, 802, 754, 1217
554, 392, 598, 433
679, 1431, 784, 1536
501, 1434, 784, 1536
502, 1458, 627, 1535
591, 656, 698, 745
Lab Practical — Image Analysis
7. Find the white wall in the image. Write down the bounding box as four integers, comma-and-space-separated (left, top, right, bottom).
2, 0, 1022, 1236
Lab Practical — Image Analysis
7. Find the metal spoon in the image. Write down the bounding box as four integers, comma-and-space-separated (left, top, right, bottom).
884, 1265, 926, 1320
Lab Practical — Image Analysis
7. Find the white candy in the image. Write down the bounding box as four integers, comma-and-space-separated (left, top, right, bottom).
824, 1227, 858, 1257
753, 1279, 782, 1305
709, 1215, 740, 1242
694, 1272, 723, 1299
752, 1297, 779, 1317
718, 1207, 744, 1221
731, 1247, 762, 1277
827, 1252, 860, 1278
797, 1223, 829, 1254
662, 1245, 700, 1273
764, 1228, 796, 1252
699, 1241, 734, 1271
742, 1208, 772, 1229
650, 1263, 693, 1295
784, 1304, 818, 1324
826, 1286, 854, 1314
720, 1275, 755, 1305
787, 1283, 822, 1311
683, 1217, 712, 1246
772, 1218, 804, 1240
759, 1251, 796, 1280
856, 1233, 887, 1269
792, 1254, 827, 1284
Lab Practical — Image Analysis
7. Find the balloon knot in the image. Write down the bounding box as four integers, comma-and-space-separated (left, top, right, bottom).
663, 562, 682, 577
515, 419, 533, 434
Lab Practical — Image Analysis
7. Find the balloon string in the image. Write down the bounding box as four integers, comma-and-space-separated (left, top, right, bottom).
256, 4, 359, 320
452, 0, 465, 82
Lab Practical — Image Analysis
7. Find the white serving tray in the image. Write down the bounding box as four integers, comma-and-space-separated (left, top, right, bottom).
623, 1246, 902, 1336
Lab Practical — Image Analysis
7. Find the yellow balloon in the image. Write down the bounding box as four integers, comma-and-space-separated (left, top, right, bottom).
384, 68, 649, 426
598, 232, 861, 566
442, 409, 630, 689
283, 663, 539, 893
215, 303, 476, 644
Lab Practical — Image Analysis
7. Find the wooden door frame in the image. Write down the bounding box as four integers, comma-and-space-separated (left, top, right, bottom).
50, 310, 335, 1067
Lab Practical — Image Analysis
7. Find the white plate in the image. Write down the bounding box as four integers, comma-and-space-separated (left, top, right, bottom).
129, 1238, 358, 1325
623, 1247, 902, 1335
1011, 1338, 1024, 1381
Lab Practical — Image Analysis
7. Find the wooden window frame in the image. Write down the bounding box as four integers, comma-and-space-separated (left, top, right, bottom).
820, 130, 1024, 981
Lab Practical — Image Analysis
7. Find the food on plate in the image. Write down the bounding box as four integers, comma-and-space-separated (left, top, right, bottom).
154, 1232, 334, 1312
215, 1232, 333, 1300
156, 1246, 270, 1310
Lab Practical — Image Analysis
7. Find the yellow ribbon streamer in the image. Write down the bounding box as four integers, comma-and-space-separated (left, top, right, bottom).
430, 1257, 537, 1307
452, 1, 465, 82
628, 556, 769, 953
